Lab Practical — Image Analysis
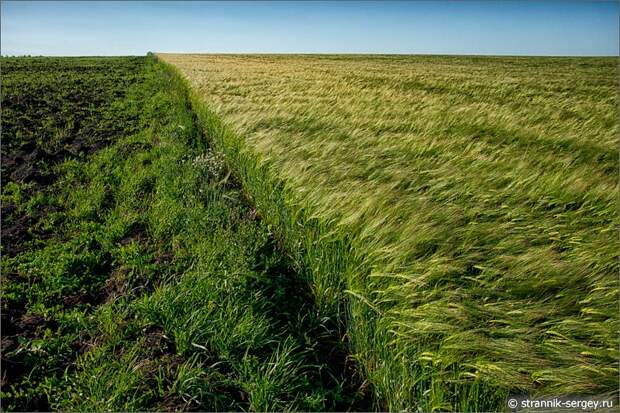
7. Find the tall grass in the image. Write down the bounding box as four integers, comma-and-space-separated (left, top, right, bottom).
158, 53, 619, 411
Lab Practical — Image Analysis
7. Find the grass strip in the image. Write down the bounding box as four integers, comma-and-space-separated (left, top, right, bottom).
2, 55, 369, 411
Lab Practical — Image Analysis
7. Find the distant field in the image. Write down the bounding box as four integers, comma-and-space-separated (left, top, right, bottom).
160, 53, 619, 411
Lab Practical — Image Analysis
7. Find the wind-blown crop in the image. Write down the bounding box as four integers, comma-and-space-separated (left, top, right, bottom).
159, 53, 619, 411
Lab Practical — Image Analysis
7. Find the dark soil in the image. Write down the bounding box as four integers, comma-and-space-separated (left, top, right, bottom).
1, 56, 145, 258
1, 57, 147, 411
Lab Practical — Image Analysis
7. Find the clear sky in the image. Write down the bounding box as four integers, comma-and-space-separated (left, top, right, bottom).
1, 1, 618, 56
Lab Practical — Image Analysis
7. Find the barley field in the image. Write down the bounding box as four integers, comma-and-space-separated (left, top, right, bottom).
159, 53, 619, 411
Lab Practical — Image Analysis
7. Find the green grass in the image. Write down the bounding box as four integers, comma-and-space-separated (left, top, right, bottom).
3, 52, 617, 412
159, 53, 619, 411
2, 56, 368, 411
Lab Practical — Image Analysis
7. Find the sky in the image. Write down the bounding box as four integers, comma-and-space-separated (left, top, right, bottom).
1, 1, 618, 56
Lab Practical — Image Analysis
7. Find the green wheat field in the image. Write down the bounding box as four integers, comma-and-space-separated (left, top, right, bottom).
1, 54, 618, 412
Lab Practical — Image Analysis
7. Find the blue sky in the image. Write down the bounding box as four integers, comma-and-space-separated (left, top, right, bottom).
1, 1, 618, 56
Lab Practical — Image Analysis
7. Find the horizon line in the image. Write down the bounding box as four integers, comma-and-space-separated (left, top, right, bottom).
2, 51, 619, 58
